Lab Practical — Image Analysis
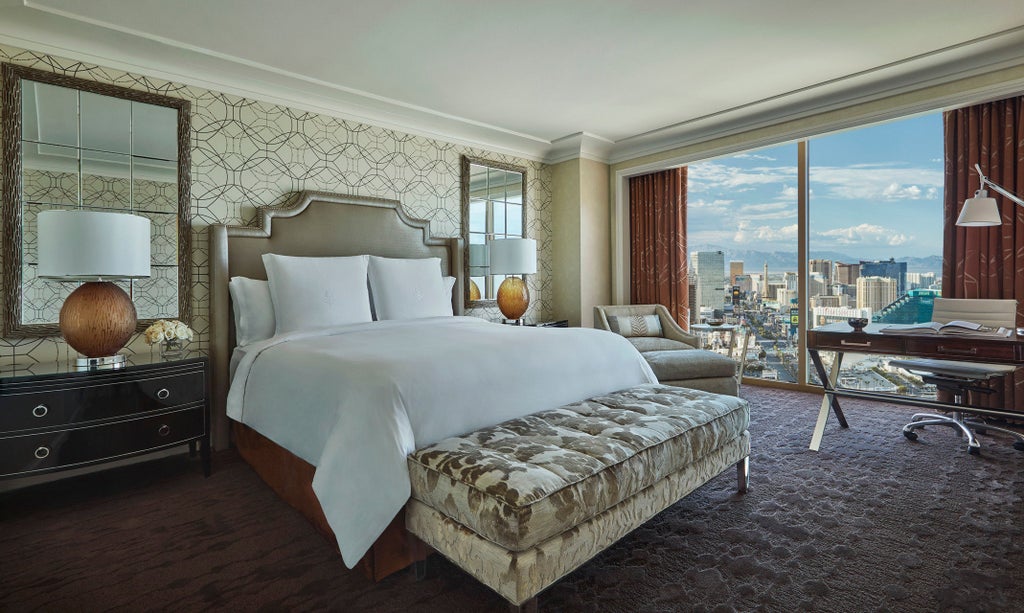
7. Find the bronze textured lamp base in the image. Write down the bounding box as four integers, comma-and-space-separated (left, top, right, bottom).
496, 276, 530, 321
60, 281, 137, 362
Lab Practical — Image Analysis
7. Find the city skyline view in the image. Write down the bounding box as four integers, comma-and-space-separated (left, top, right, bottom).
687, 112, 944, 261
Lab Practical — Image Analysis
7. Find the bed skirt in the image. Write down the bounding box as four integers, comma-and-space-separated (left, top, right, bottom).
232, 421, 427, 580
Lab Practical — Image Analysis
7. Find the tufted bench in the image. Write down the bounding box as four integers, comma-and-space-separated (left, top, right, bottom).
405, 383, 750, 610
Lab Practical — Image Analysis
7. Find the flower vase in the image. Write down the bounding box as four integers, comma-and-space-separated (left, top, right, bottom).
160, 338, 187, 360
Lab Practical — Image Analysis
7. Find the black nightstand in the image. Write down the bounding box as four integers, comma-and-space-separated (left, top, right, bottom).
0, 353, 210, 480
500, 319, 569, 328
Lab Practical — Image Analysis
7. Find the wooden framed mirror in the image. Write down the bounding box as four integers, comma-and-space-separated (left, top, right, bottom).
460, 155, 527, 309
1, 63, 191, 337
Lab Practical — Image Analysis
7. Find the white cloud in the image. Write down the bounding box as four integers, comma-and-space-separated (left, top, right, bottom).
737, 201, 795, 221
818, 223, 910, 246
778, 185, 798, 200
688, 161, 796, 194
735, 153, 778, 161
810, 164, 942, 202
734, 220, 799, 243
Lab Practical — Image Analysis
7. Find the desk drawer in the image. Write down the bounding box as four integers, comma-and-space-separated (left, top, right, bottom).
906, 339, 1018, 363
811, 334, 904, 354
0, 406, 204, 478
0, 371, 205, 433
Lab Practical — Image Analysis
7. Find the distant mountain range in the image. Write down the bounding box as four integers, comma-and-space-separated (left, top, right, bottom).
689, 244, 943, 274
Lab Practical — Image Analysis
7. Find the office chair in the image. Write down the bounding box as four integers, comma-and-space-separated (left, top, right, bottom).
890, 298, 1024, 455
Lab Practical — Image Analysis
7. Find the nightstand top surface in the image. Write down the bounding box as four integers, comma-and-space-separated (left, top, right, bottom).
1, 351, 207, 382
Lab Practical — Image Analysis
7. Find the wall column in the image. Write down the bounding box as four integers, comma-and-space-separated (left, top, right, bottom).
552, 157, 611, 327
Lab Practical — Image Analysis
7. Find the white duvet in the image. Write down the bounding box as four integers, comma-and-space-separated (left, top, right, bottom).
227, 316, 656, 567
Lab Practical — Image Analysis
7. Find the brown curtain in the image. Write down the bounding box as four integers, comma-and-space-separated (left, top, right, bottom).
943, 95, 1024, 412
629, 167, 689, 326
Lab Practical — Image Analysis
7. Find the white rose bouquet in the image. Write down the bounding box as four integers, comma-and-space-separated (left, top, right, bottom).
143, 319, 195, 345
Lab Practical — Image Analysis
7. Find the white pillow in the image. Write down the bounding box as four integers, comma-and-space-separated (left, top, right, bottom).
443, 276, 456, 315
368, 256, 451, 320
262, 253, 372, 334
228, 276, 276, 346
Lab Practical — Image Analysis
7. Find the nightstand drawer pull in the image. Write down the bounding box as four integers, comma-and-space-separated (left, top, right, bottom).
157, 388, 171, 400
158, 424, 171, 437
32, 404, 49, 418
34, 446, 50, 459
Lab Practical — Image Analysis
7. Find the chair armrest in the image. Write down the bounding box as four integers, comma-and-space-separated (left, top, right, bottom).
654, 304, 700, 348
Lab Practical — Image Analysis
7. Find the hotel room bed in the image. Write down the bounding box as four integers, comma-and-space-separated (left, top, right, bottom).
208, 192, 750, 607
208, 191, 655, 574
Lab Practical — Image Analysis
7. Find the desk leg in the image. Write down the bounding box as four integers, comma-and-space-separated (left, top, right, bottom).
809, 350, 846, 451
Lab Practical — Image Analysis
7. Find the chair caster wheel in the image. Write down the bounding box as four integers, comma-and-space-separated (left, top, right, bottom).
968, 446, 981, 456
1013, 441, 1024, 451
903, 430, 918, 441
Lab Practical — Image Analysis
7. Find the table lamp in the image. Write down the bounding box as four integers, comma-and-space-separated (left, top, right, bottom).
488, 237, 536, 323
37, 210, 151, 368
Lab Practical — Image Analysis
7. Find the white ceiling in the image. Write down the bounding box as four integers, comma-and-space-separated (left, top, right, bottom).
2, 0, 1024, 162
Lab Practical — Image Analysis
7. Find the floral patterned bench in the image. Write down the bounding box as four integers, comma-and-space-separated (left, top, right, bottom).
406, 383, 750, 610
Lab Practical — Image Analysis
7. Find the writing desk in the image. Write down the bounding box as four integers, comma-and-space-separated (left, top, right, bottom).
805, 322, 1024, 450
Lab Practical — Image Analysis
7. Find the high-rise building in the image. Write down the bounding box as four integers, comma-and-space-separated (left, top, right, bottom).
906, 272, 938, 290
808, 272, 828, 298
811, 294, 850, 309
688, 282, 697, 325
856, 276, 898, 314
734, 274, 753, 294
834, 262, 860, 285
763, 262, 769, 295
813, 306, 872, 327
691, 250, 726, 309
809, 259, 832, 286
860, 258, 907, 296
729, 261, 744, 285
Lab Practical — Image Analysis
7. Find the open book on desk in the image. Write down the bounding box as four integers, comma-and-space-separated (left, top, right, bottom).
880, 321, 1013, 337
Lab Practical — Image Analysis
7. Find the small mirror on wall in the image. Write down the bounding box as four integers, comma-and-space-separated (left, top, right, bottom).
2, 63, 192, 337
460, 155, 527, 308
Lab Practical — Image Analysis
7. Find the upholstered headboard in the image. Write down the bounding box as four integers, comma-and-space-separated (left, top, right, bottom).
208, 191, 464, 449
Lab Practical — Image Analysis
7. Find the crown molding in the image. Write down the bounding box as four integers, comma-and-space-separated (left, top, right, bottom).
545, 132, 615, 165
2, 5, 1022, 168
0, 5, 552, 161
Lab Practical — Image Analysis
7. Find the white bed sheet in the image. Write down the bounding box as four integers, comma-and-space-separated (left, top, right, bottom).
227, 316, 656, 567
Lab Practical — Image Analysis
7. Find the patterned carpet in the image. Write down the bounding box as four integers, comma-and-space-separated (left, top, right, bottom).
2, 386, 1022, 612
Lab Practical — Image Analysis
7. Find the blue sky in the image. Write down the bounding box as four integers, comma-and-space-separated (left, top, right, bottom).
687, 113, 944, 259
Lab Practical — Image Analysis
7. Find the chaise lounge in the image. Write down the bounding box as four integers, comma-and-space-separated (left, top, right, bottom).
594, 304, 739, 396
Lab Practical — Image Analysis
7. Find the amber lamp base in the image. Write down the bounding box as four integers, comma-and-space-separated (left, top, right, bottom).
496, 276, 530, 321
60, 281, 137, 358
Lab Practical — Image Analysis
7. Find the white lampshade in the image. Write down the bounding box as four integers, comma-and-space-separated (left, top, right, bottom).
955, 190, 1002, 227
488, 238, 536, 275
38, 210, 151, 280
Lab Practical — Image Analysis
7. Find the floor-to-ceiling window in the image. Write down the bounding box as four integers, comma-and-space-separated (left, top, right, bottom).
684, 112, 944, 386
807, 113, 944, 395
686, 144, 799, 382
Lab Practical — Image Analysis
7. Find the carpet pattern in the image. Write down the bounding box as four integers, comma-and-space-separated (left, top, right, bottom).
2, 387, 1022, 612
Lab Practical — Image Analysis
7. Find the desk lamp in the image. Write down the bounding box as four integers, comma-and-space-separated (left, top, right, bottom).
955, 164, 1024, 226
488, 238, 536, 323
37, 210, 151, 368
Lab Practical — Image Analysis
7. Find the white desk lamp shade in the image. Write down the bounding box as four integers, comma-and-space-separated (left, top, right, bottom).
955, 190, 1002, 227
488, 238, 536, 275
38, 210, 151, 279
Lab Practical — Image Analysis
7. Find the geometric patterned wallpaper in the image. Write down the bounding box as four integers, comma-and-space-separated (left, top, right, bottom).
0, 42, 553, 368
